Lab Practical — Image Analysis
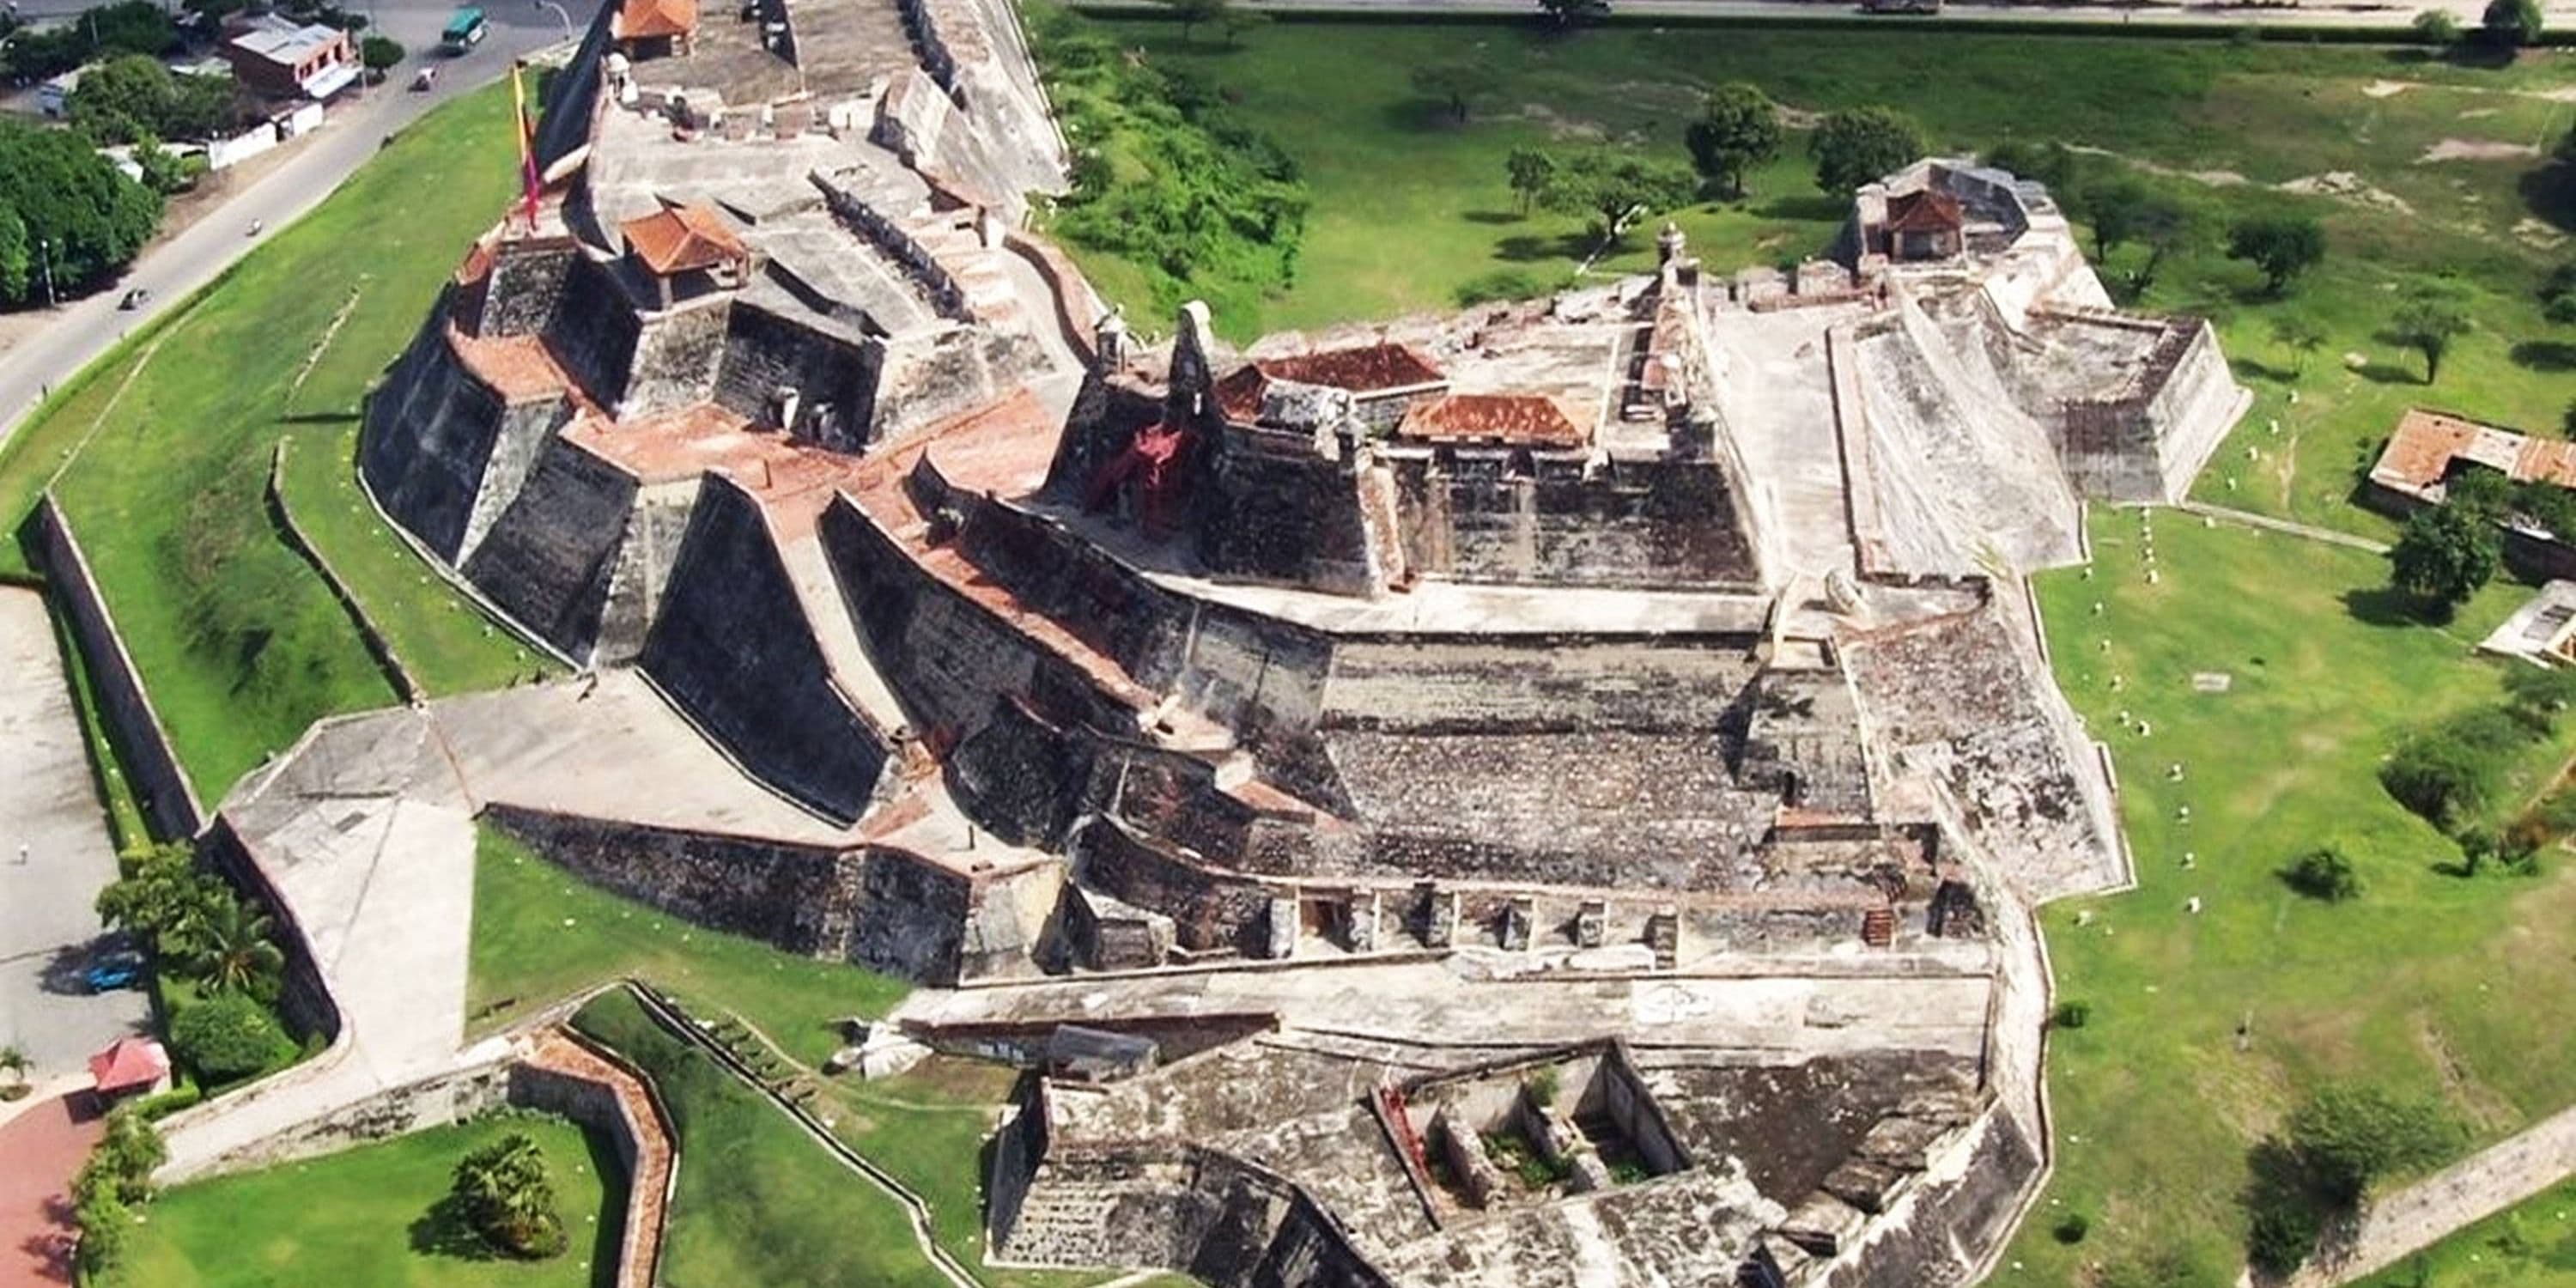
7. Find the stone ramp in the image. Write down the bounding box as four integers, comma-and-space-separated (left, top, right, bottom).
777, 528, 911, 738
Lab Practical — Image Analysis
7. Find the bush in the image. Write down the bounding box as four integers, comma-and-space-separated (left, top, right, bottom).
2245, 1177, 2324, 1276
2052, 1000, 2093, 1030
167, 992, 290, 1084
2412, 8, 2461, 43
2287, 1084, 2461, 1206
2382, 708, 2533, 831
2051, 1211, 2090, 1243
131, 1080, 204, 1121
359, 34, 404, 73
451, 1132, 568, 1259
2284, 847, 2361, 902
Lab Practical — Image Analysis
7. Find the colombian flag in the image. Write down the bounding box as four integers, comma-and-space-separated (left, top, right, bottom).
511, 60, 541, 229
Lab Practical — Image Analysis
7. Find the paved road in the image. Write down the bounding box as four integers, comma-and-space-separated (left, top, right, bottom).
0, 586, 147, 1082
0, 0, 593, 454
0, 1091, 104, 1286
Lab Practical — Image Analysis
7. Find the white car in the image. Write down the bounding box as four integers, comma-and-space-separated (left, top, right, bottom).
411, 65, 439, 92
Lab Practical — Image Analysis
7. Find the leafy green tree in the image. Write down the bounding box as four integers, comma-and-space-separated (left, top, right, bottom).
2287, 1084, 2461, 1205
0, 118, 161, 299
2227, 213, 2326, 295
0, 206, 26, 306
1683, 82, 1782, 199
0, 1045, 27, 1097
2391, 289, 2471, 384
2483, 0, 2543, 46
85, 1109, 166, 1205
95, 841, 227, 951
1540, 149, 1697, 246
168, 993, 289, 1084
1505, 146, 1557, 216
2502, 664, 2576, 730
1410, 61, 1481, 124
2412, 8, 2460, 44
360, 34, 404, 75
453, 1133, 568, 1258
179, 896, 284, 1000
74, 1191, 131, 1279
1809, 106, 1925, 196
2284, 847, 2360, 902
2539, 261, 2576, 324
2389, 502, 2500, 619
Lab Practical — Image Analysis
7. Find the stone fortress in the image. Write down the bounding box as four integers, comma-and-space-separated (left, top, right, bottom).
327, 0, 2251, 1280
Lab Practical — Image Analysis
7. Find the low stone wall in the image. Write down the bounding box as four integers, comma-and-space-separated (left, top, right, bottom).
26, 495, 205, 839
266, 441, 425, 704
162, 1054, 514, 1182
198, 817, 342, 1045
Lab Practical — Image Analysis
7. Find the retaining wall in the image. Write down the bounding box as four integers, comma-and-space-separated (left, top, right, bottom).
266, 441, 426, 704
27, 495, 206, 839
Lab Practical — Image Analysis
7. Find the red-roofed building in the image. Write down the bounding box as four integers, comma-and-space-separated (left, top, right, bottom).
613, 0, 697, 57
88, 1037, 170, 1101
1394, 392, 1590, 451
1216, 342, 1449, 431
1885, 190, 1964, 262
620, 201, 750, 307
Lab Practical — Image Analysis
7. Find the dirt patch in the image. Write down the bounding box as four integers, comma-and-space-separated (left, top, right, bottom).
2364, 79, 2415, 99
2418, 1015, 2518, 1133
1510, 103, 1605, 142
2189, 168, 2251, 186
2459, 107, 2500, 118
2418, 137, 2540, 163
2515, 217, 2569, 249
2281, 171, 2415, 214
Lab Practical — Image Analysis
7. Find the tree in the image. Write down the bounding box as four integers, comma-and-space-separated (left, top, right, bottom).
2389, 502, 2500, 620
2227, 213, 2326, 295
1984, 138, 2084, 196
64, 53, 233, 147
1684, 82, 1783, 200
2482, 0, 2543, 46
360, 34, 404, 76
0, 118, 162, 300
96, 841, 227, 952
167, 992, 289, 1084
2271, 313, 2326, 376
452, 1133, 568, 1259
180, 895, 284, 1000
1410, 62, 1481, 124
73, 1191, 131, 1279
2391, 289, 2471, 384
1160, 0, 1226, 44
87, 1109, 166, 1205
2287, 1084, 2461, 1206
2285, 847, 2361, 902
2412, 8, 2461, 44
1505, 147, 1557, 216
2539, 261, 2576, 324
1809, 106, 1925, 196
1539, 149, 1697, 246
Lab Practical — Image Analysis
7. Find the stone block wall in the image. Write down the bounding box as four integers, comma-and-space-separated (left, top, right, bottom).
460, 436, 641, 665
540, 254, 642, 409
594, 478, 699, 665
482, 241, 580, 338
622, 296, 734, 419
714, 301, 878, 452
1195, 431, 1379, 595
484, 804, 865, 957
362, 313, 513, 561
161, 1055, 513, 1182
456, 398, 573, 566
1391, 454, 1761, 590
1072, 816, 1277, 956
640, 477, 890, 823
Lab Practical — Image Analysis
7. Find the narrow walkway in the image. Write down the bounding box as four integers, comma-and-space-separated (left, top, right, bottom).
2275, 1103, 2576, 1287
0, 1091, 102, 1286
2174, 501, 2391, 555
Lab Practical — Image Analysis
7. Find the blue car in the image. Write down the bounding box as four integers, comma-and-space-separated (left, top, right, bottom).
84, 955, 144, 993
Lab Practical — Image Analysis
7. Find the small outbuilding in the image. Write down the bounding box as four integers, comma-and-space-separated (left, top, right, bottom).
1883, 189, 1965, 263
88, 1036, 172, 1103
619, 199, 750, 307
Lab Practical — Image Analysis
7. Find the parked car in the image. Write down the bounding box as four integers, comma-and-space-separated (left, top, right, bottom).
84, 951, 144, 993
118, 288, 149, 311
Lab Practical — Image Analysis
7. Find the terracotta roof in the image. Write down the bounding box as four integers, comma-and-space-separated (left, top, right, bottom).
453, 240, 495, 289
1394, 392, 1588, 449
620, 201, 745, 277
1217, 341, 1447, 423
613, 0, 696, 39
2371, 407, 2576, 496
88, 1037, 169, 1094
1886, 189, 1964, 234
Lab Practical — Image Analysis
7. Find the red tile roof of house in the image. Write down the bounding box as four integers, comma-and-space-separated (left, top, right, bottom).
1886, 189, 1964, 234
614, 0, 697, 39
2372, 407, 2576, 496
1394, 392, 1589, 449
88, 1037, 169, 1094
1216, 341, 1447, 423
620, 201, 745, 277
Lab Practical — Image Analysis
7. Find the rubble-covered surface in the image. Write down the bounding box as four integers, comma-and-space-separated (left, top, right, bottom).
1644, 1052, 1980, 1206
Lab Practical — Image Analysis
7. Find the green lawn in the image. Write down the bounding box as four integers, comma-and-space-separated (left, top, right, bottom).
0, 84, 553, 807
1053, 18, 2576, 539
2007, 512, 2576, 1281
466, 826, 908, 1068
2354, 1178, 2576, 1287
568, 988, 955, 1288
112, 1112, 623, 1288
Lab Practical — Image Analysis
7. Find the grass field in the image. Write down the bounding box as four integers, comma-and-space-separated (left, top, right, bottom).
112, 1112, 623, 1288
0, 84, 551, 807
2016, 512, 2576, 1280
1053, 18, 2576, 542
569, 987, 958, 1288
465, 827, 908, 1067
2353, 1177, 2576, 1286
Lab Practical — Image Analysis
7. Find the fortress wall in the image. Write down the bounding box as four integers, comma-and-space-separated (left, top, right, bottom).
1319, 636, 1759, 732
639, 477, 889, 823
1390, 456, 1761, 589
2145, 320, 2244, 501
457, 398, 571, 564
1818, 1105, 2040, 1288
485, 804, 863, 957
593, 479, 700, 666
948, 696, 1097, 848
1001, 1139, 1394, 1288
362, 316, 511, 561
483, 242, 579, 338
2051, 400, 2165, 501
459, 435, 640, 664
622, 297, 734, 419
1073, 816, 1276, 956
870, 325, 1031, 443
541, 255, 642, 409
714, 301, 878, 453
1197, 434, 1380, 596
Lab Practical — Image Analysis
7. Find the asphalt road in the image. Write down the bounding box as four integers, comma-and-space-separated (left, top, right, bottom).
0, 0, 591, 453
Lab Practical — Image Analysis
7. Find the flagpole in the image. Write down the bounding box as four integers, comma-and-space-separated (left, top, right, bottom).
510, 59, 542, 233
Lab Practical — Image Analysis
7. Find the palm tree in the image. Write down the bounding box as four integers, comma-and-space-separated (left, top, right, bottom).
453, 1133, 563, 1257
0, 1045, 29, 1097
184, 897, 284, 999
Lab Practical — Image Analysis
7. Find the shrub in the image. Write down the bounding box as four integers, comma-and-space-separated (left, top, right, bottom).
1810, 106, 1925, 196
2052, 1000, 2092, 1030
2382, 708, 2533, 830
2287, 1084, 2461, 1206
452, 1132, 568, 1259
2412, 8, 2461, 43
168, 992, 290, 1084
2284, 848, 2360, 902
2388, 502, 2498, 618
359, 34, 404, 73
2245, 1179, 2324, 1276
2051, 1211, 2090, 1244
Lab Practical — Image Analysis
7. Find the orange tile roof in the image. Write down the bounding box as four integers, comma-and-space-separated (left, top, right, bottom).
613, 0, 696, 39
1394, 392, 1588, 449
1886, 189, 1964, 234
1217, 341, 1447, 423
449, 330, 582, 405
88, 1037, 168, 1093
620, 201, 744, 277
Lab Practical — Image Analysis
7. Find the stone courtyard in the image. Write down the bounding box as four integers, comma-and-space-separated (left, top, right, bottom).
166, 0, 2258, 1280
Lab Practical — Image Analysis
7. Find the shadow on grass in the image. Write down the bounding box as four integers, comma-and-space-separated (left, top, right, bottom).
2340, 586, 2428, 630
1493, 232, 1594, 264
2516, 163, 2576, 235
1461, 210, 1526, 226
2511, 340, 2576, 373
2230, 356, 2300, 386
1751, 191, 1845, 222
410, 1194, 504, 1263
276, 411, 361, 426
1377, 98, 1475, 133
